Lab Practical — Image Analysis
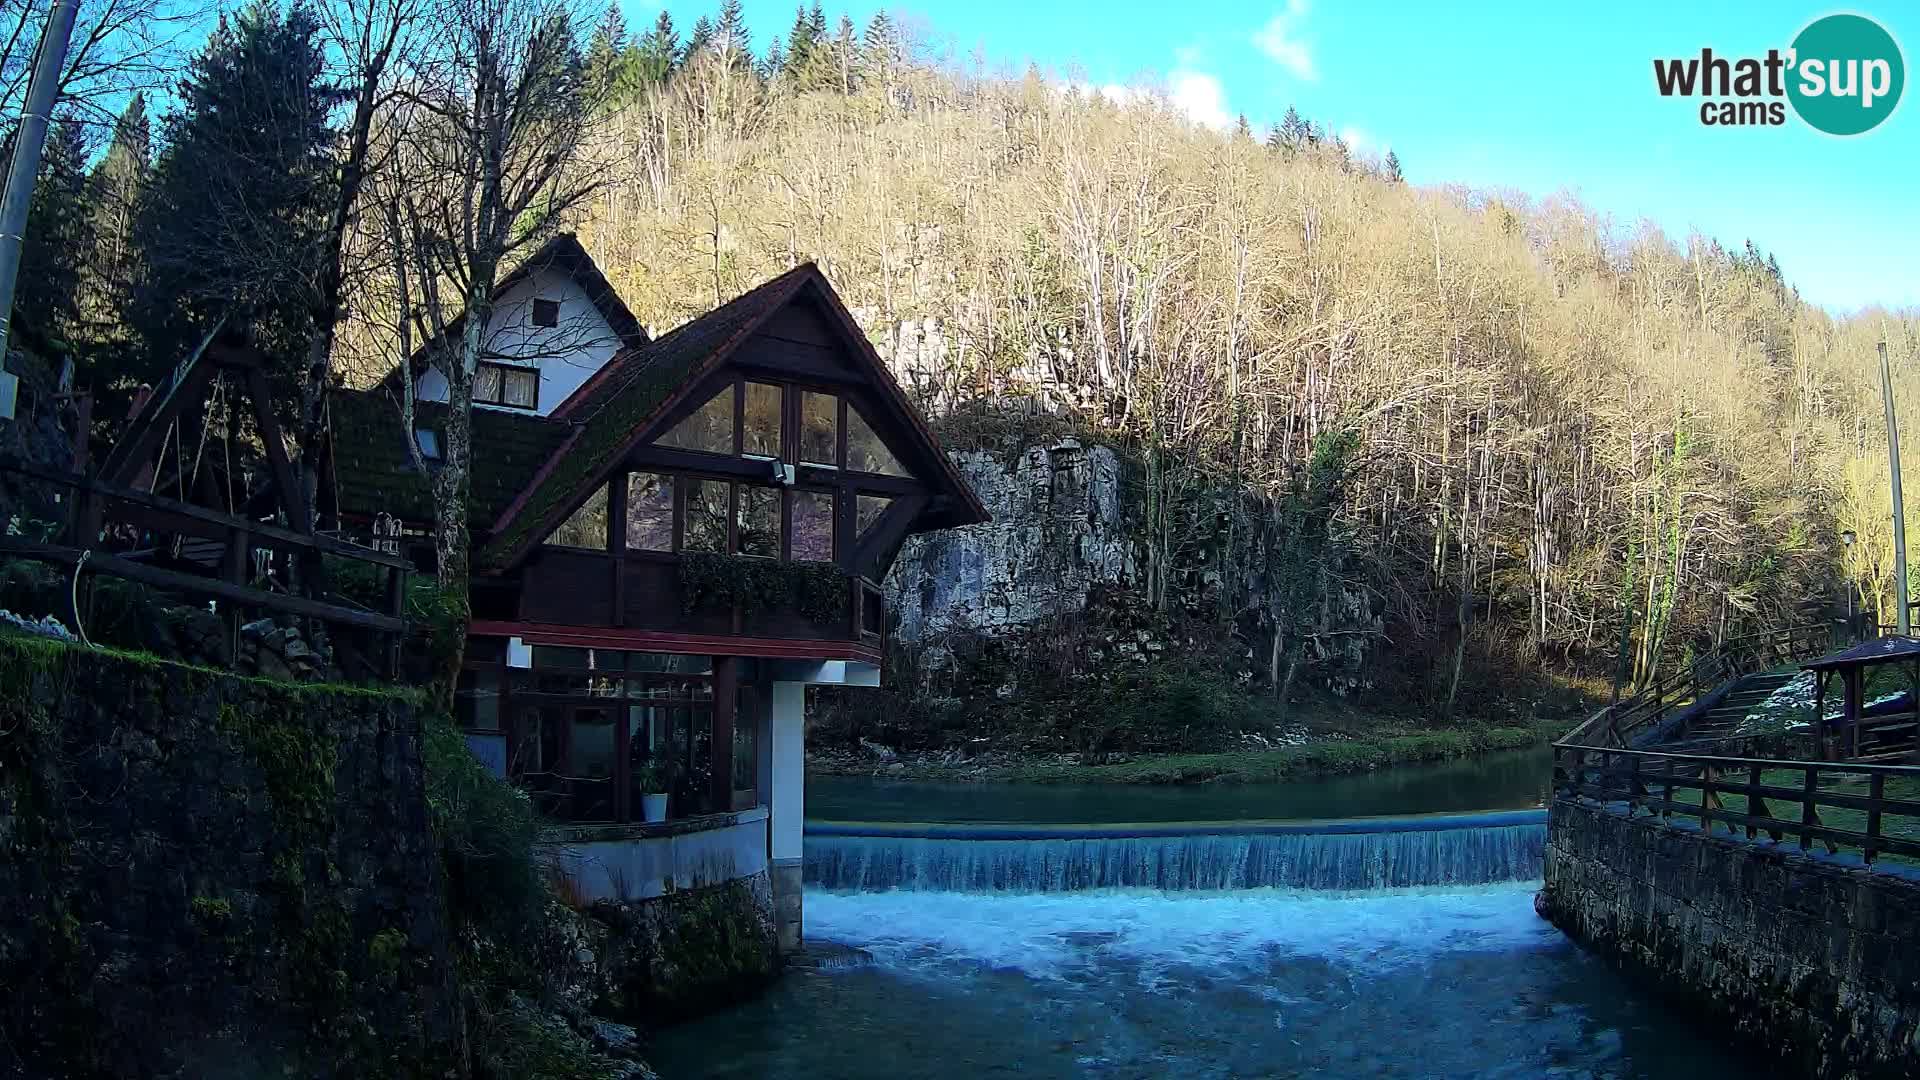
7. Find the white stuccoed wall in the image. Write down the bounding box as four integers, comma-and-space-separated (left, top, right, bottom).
415, 267, 623, 417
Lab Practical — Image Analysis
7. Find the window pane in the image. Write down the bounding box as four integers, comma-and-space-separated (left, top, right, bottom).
474, 364, 503, 403
531, 645, 590, 669
569, 707, 617, 821
800, 391, 838, 466
737, 485, 781, 559
626, 471, 673, 552
857, 494, 892, 536
847, 407, 908, 476
792, 490, 834, 562
547, 483, 608, 549
657, 386, 735, 454
683, 478, 729, 553
504, 367, 538, 408
743, 382, 781, 459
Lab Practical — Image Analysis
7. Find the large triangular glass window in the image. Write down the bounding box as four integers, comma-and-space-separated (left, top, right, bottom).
656, 387, 733, 454
846, 407, 908, 477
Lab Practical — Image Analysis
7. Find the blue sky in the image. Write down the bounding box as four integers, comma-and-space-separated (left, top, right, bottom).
640, 0, 1918, 315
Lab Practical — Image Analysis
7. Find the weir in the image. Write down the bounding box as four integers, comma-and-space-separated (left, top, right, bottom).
804, 809, 1545, 892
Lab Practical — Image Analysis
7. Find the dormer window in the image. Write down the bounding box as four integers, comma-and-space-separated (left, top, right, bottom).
414, 428, 441, 461
475, 361, 538, 410
531, 298, 560, 327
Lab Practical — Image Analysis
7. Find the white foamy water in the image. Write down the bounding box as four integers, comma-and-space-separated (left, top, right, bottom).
805, 882, 1559, 983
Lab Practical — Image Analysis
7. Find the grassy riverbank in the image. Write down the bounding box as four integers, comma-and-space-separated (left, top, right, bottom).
807, 715, 1572, 786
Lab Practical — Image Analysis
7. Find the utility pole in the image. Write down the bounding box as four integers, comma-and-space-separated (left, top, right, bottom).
0, 0, 80, 365
1881, 341, 1910, 636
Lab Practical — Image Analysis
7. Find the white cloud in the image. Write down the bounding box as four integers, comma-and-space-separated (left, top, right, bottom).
1253, 0, 1317, 82
1169, 70, 1234, 130
1340, 125, 1374, 150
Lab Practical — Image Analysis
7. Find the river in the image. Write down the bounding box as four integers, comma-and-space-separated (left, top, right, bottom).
651, 750, 1744, 1078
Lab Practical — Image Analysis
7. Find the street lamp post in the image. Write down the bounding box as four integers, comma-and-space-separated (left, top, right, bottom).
1842, 529, 1857, 642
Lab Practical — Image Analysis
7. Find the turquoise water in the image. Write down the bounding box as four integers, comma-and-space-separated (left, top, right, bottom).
651, 883, 1737, 1078
651, 753, 1744, 1078
806, 746, 1553, 824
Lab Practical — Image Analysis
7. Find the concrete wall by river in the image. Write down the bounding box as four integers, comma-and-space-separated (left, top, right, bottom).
1540, 799, 1920, 1078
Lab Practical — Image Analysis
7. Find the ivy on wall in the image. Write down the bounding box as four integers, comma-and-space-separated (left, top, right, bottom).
677, 552, 847, 626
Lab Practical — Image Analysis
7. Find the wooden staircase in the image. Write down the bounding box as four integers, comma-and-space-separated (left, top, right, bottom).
1661, 668, 1803, 752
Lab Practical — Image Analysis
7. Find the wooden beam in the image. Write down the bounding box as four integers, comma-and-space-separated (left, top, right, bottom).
99, 360, 216, 487
0, 454, 409, 568
243, 367, 307, 535
0, 537, 405, 633
853, 493, 928, 580
711, 655, 738, 813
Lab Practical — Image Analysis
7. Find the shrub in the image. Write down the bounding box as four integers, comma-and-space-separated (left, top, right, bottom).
423, 713, 543, 949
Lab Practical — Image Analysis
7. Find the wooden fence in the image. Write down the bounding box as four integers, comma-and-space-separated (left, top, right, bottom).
1561, 624, 1835, 749
1554, 743, 1920, 866
0, 453, 409, 665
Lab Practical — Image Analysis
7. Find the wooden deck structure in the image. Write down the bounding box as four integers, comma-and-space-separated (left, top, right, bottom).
0, 331, 410, 667
1804, 636, 1920, 763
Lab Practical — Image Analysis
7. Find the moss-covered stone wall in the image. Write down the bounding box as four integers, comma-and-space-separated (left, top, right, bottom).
589, 872, 779, 1025
0, 633, 460, 1078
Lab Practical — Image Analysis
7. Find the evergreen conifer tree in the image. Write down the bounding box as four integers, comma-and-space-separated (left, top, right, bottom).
1233, 113, 1252, 139
784, 3, 819, 74
82, 93, 150, 328
1277, 106, 1309, 154
684, 15, 714, 64
1383, 149, 1403, 182
130, 0, 343, 379
636, 10, 678, 83
714, 0, 750, 67
17, 118, 94, 341
586, 2, 635, 103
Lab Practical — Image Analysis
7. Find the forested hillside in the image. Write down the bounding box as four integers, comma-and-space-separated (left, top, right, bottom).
526, 4, 1915, 711
27, 0, 1920, 722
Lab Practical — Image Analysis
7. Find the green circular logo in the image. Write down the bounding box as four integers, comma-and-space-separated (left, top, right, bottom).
1788, 13, 1905, 136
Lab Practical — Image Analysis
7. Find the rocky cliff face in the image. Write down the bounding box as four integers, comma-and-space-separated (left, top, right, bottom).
817, 437, 1382, 755
883, 437, 1379, 699
889, 440, 1134, 641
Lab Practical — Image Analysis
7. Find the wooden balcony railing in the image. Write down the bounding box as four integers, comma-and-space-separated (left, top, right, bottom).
0, 453, 409, 668
1553, 744, 1920, 866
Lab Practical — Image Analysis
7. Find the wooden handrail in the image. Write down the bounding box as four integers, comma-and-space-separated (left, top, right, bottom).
1553, 743, 1920, 865
1564, 623, 1834, 749
0, 454, 410, 671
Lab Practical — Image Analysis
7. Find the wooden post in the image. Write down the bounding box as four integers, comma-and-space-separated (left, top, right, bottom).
710, 655, 738, 813
1700, 764, 1717, 834
1800, 766, 1818, 852
1867, 772, 1885, 866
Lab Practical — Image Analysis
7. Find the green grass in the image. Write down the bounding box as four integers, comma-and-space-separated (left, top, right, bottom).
1646, 767, 1920, 866
883, 717, 1569, 786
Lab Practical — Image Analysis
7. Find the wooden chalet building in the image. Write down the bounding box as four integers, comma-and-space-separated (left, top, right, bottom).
324, 234, 986, 948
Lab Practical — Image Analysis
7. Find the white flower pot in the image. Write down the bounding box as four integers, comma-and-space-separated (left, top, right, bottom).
641, 793, 669, 823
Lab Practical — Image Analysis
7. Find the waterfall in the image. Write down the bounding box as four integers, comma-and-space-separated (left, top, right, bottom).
804, 810, 1545, 893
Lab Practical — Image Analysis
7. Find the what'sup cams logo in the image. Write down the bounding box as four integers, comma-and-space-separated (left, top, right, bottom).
1654, 12, 1905, 135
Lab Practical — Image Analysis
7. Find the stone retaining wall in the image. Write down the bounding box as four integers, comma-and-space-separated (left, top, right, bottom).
0, 633, 457, 1078
1540, 798, 1920, 1078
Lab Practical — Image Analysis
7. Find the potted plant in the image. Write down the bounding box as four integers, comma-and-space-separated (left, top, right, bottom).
635, 760, 669, 823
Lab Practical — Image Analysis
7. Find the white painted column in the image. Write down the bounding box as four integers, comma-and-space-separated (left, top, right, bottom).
768, 680, 806, 951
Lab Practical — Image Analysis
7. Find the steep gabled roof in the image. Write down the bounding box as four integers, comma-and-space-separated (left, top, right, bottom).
328, 389, 573, 527
476, 263, 989, 570
376, 232, 648, 391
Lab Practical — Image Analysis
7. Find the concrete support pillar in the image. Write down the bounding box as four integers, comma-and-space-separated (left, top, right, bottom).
768, 680, 805, 953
